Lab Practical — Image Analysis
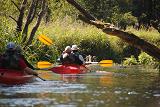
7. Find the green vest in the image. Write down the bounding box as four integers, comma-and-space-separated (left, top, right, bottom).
1, 51, 21, 70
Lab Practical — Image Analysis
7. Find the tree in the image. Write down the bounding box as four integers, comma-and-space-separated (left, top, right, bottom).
132, 0, 160, 32
78, 0, 160, 32
10, 0, 47, 47
66, 0, 160, 61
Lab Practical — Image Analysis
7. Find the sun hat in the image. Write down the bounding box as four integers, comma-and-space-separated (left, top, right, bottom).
64, 46, 71, 53
71, 45, 79, 50
6, 42, 16, 50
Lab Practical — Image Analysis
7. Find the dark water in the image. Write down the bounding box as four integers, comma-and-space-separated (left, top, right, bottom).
0, 66, 160, 107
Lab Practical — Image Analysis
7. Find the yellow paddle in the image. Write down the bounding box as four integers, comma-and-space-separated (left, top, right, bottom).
38, 34, 53, 46
37, 61, 53, 69
85, 60, 113, 67
37, 60, 113, 69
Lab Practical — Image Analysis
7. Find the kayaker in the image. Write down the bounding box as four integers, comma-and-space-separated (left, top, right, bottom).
60, 46, 75, 64
71, 45, 85, 65
0, 42, 38, 76
16, 45, 35, 69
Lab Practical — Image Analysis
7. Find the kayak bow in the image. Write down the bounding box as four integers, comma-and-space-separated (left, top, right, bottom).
0, 69, 34, 85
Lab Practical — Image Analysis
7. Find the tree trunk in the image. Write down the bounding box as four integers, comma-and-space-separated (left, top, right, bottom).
15, 0, 27, 32
66, 0, 160, 61
10, 0, 47, 47
22, 0, 39, 42
25, 0, 47, 47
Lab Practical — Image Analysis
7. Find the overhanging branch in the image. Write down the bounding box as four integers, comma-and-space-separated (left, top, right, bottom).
66, 0, 96, 21
66, 0, 160, 61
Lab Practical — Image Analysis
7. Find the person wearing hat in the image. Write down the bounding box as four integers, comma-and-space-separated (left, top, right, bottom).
0, 42, 19, 69
0, 42, 38, 76
15, 45, 35, 69
59, 46, 75, 64
71, 45, 85, 65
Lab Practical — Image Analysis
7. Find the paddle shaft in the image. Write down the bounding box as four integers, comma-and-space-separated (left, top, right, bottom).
85, 62, 112, 64
35, 75, 46, 81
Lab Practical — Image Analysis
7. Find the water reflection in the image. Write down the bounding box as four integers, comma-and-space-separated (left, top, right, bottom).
0, 66, 160, 107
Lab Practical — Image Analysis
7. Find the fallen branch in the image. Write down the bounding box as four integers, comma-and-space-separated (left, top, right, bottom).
66, 0, 160, 61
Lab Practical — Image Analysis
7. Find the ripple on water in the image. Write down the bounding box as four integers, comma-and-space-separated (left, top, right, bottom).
0, 80, 87, 95
0, 98, 55, 106
153, 94, 160, 97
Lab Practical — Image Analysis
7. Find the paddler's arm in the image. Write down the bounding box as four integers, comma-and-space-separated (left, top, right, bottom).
21, 55, 35, 69
24, 67, 38, 76
19, 58, 38, 76
79, 55, 85, 64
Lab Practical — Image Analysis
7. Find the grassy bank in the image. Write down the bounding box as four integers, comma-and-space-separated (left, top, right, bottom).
0, 17, 160, 68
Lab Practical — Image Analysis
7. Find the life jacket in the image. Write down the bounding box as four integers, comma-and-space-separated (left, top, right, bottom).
60, 53, 75, 64
72, 51, 83, 65
0, 51, 21, 70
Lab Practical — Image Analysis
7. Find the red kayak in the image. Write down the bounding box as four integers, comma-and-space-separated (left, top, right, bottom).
0, 69, 34, 85
49, 64, 88, 74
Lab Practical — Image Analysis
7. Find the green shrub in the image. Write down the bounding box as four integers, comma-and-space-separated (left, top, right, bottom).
123, 55, 138, 65
138, 52, 160, 69
138, 52, 153, 65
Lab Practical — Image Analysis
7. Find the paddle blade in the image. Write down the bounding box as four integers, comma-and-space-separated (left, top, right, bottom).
37, 61, 53, 69
38, 34, 53, 46
99, 60, 113, 67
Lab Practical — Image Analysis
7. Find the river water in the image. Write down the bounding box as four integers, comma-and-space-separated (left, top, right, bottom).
0, 66, 160, 107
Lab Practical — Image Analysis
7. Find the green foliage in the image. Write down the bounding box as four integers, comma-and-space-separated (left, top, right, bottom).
79, 0, 119, 22
119, 12, 138, 26
138, 52, 153, 65
138, 52, 160, 68
38, 18, 113, 61
122, 52, 160, 69
24, 41, 59, 66
123, 55, 138, 66
37, 18, 160, 65
0, 17, 58, 67
0, 0, 18, 17
47, 0, 79, 21
0, 0, 159, 68
126, 27, 160, 48
0, 17, 17, 53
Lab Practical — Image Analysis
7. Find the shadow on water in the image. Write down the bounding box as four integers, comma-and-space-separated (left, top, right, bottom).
0, 66, 160, 107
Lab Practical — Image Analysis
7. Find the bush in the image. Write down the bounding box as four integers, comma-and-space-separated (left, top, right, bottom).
123, 55, 138, 65
119, 12, 138, 30
138, 52, 153, 65
138, 52, 160, 69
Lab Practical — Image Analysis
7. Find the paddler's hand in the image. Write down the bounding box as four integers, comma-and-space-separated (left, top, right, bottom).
33, 72, 38, 76
63, 53, 69, 58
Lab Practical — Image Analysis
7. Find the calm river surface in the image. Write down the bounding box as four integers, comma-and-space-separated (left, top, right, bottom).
0, 66, 160, 107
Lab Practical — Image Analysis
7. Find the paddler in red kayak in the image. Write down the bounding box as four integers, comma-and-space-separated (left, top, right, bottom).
59, 46, 75, 64
71, 45, 85, 65
15, 45, 35, 70
0, 42, 38, 76
59, 45, 85, 65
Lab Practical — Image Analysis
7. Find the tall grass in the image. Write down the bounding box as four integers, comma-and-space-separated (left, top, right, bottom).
37, 18, 160, 67
0, 17, 58, 67
126, 27, 160, 48
0, 17, 18, 53
37, 18, 112, 61
0, 16, 160, 68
